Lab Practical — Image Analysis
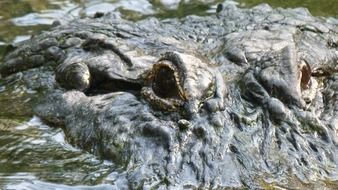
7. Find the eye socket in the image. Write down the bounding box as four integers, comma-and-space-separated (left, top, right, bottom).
151, 64, 182, 99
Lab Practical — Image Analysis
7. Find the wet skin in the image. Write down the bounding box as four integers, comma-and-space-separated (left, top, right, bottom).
55, 41, 225, 118
0, 2, 338, 189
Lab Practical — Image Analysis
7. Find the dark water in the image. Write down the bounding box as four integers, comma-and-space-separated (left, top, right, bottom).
0, 0, 337, 189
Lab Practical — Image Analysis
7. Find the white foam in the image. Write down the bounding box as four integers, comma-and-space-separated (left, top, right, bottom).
15, 116, 46, 130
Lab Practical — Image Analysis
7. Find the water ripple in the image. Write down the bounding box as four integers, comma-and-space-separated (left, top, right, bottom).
0, 116, 116, 188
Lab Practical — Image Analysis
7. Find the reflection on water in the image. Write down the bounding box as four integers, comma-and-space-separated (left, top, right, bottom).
0, 0, 223, 45
0, 0, 336, 44
0, 117, 118, 189
0, 0, 337, 189
6, 181, 116, 190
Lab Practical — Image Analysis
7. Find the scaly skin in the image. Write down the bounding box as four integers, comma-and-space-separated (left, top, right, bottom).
0, 1, 337, 189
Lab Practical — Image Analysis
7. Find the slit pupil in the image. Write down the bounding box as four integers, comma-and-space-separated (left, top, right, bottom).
152, 66, 181, 99
300, 62, 311, 90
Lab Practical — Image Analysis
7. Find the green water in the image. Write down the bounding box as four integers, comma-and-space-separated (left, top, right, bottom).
0, 0, 337, 45
0, 0, 337, 189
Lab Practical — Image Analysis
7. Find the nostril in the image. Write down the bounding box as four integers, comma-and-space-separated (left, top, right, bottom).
303, 97, 312, 104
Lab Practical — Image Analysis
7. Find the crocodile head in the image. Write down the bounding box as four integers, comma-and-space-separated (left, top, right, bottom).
0, 3, 338, 189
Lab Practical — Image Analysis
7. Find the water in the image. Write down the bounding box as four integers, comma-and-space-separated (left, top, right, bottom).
0, 0, 337, 189
0, 0, 337, 45
0, 117, 118, 189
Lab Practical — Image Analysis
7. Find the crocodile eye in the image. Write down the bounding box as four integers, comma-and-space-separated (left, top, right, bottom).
151, 62, 183, 100
299, 60, 312, 90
